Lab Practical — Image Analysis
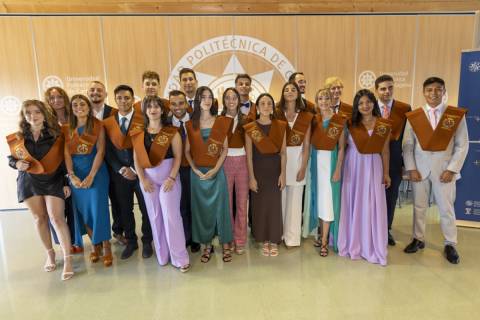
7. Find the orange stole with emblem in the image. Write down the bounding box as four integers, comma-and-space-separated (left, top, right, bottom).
228, 115, 246, 148
276, 110, 313, 146
338, 101, 353, 119
186, 116, 232, 167
64, 119, 102, 155
243, 119, 287, 154
310, 114, 347, 150
406, 106, 467, 152
103, 111, 144, 150
388, 100, 411, 141
349, 118, 393, 154
6, 132, 64, 174
130, 126, 178, 168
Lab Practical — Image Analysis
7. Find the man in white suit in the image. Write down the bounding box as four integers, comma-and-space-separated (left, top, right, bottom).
402, 77, 469, 264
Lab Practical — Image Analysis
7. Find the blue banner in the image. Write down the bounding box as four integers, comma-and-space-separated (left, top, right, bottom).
455, 50, 480, 224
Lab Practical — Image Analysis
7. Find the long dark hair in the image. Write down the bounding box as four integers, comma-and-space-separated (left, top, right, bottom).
277, 82, 305, 113
221, 87, 241, 116
44, 86, 70, 120
255, 93, 277, 120
69, 94, 94, 135
18, 99, 61, 138
351, 89, 381, 127
141, 96, 171, 128
191, 86, 217, 129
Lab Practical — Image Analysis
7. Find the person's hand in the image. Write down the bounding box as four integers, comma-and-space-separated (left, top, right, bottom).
296, 167, 306, 182
201, 169, 217, 180
384, 174, 391, 189
16, 160, 30, 171
249, 178, 258, 193
142, 178, 155, 193
69, 174, 82, 188
63, 186, 71, 198
332, 169, 341, 182
409, 170, 422, 182
440, 170, 455, 183
278, 173, 286, 191
80, 174, 94, 188
162, 178, 175, 192
192, 168, 204, 179
121, 167, 137, 180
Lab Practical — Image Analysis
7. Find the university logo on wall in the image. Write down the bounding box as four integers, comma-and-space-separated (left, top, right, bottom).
163, 35, 296, 107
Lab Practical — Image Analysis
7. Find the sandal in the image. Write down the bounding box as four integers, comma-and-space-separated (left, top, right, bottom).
262, 242, 270, 257
44, 248, 56, 272
179, 264, 191, 273
200, 245, 213, 263
222, 248, 233, 263
90, 244, 103, 263
269, 243, 279, 257
313, 239, 322, 248
320, 244, 329, 257
61, 255, 74, 281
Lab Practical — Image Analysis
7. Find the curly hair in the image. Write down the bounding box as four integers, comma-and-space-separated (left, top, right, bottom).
44, 86, 70, 121
18, 99, 61, 138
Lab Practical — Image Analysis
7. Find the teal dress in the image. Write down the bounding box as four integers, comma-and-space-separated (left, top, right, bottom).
302, 119, 341, 252
190, 128, 233, 244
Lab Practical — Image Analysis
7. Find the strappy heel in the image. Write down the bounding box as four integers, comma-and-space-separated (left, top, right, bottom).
61, 255, 74, 281
44, 248, 56, 272
102, 242, 113, 267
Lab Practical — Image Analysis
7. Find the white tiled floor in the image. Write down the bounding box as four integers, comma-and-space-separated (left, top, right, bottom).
0, 203, 479, 320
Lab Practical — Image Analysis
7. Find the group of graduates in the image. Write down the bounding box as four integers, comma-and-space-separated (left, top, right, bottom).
6, 68, 469, 281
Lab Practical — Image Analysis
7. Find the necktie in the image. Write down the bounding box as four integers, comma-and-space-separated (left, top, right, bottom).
188, 100, 194, 107
120, 117, 128, 135
382, 105, 390, 119
429, 108, 438, 129
179, 120, 186, 141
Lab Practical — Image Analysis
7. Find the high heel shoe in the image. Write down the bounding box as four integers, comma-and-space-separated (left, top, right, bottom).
61, 255, 74, 281
102, 242, 113, 267
89, 244, 103, 263
44, 248, 56, 272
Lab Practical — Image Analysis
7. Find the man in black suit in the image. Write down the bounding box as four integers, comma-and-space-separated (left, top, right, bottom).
375, 75, 411, 246
87, 81, 127, 246
103, 84, 153, 259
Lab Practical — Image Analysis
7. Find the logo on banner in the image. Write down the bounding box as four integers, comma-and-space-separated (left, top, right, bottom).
0, 96, 21, 115
358, 70, 377, 89
164, 35, 296, 106
42, 75, 64, 91
468, 61, 480, 72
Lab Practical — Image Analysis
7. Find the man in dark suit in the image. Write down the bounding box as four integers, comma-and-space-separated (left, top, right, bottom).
179, 68, 198, 110
375, 75, 411, 246
103, 84, 153, 259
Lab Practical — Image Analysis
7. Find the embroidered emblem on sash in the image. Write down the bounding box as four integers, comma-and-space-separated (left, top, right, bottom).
76, 143, 88, 154
290, 133, 301, 145
250, 129, 263, 143
327, 127, 340, 139
207, 143, 219, 156
375, 124, 388, 137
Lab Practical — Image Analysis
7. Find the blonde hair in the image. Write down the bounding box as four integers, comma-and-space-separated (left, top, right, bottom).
324, 76, 344, 89
314, 88, 333, 111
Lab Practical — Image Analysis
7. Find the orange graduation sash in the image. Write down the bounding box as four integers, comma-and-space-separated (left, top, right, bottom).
310, 114, 347, 151
388, 100, 411, 141
228, 115, 246, 148
103, 110, 144, 150
349, 118, 393, 154
6, 132, 64, 174
130, 126, 178, 168
243, 119, 287, 155
305, 99, 316, 113
338, 101, 353, 119
186, 116, 233, 167
64, 118, 102, 155
276, 110, 314, 146
406, 106, 467, 152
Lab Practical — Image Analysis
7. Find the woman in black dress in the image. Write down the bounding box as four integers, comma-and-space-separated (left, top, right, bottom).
7, 100, 74, 280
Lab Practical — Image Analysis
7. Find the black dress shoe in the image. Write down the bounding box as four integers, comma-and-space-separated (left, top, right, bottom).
388, 231, 396, 246
142, 243, 153, 258
404, 238, 425, 253
444, 245, 460, 264
190, 242, 201, 253
121, 243, 139, 260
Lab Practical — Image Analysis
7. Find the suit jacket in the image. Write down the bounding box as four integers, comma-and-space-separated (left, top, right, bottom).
389, 100, 411, 175
104, 111, 138, 173
402, 105, 469, 179
103, 104, 114, 119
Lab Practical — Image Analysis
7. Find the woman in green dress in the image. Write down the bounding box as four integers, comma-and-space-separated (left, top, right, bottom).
184, 86, 233, 263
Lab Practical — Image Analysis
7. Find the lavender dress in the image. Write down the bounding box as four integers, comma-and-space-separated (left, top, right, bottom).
338, 130, 388, 266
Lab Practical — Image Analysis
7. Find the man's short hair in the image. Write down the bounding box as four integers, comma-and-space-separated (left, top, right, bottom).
423, 77, 445, 89
179, 68, 196, 80
169, 90, 187, 101
288, 72, 304, 83
374, 74, 394, 89
89, 80, 106, 89
142, 71, 160, 82
324, 76, 344, 88
235, 74, 252, 85
114, 84, 134, 97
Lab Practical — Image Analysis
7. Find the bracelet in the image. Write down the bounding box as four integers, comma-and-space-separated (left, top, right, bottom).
168, 176, 176, 181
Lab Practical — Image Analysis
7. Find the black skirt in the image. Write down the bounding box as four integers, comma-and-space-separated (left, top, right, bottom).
17, 169, 65, 202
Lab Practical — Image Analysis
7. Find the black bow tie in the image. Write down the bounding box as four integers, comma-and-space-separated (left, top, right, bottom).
241, 102, 250, 108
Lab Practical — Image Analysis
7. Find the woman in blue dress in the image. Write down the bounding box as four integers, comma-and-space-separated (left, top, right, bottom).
64, 94, 112, 267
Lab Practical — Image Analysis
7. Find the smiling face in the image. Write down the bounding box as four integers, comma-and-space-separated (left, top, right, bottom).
257, 95, 274, 117
145, 101, 162, 122
423, 82, 445, 108
71, 97, 90, 119
142, 78, 159, 97
329, 84, 343, 102
375, 80, 394, 104
235, 77, 252, 98
316, 92, 332, 113
115, 90, 134, 114
283, 83, 298, 103
48, 89, 66, 111
87, 82, 106, 105
169, 94, 188, 119
23, 104, 45, 128
224, 89, 239, 115
358, 95, 374, 116
293, 74, 306, 94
